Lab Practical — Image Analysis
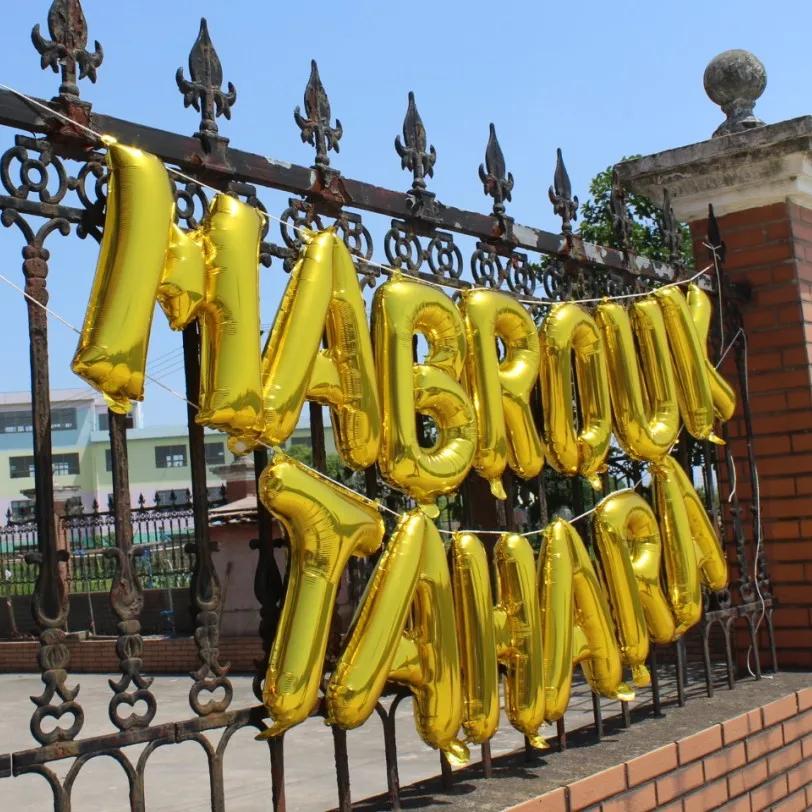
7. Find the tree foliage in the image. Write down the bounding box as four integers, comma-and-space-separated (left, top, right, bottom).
578, 159, 693, 267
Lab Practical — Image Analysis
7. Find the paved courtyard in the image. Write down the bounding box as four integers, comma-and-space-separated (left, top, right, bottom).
0, 663, 744, 810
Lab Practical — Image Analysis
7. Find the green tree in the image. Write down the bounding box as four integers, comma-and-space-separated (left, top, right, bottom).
578, 159, 693, 267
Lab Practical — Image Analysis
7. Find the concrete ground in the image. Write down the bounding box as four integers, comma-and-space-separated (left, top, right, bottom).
0, 665, 807, 811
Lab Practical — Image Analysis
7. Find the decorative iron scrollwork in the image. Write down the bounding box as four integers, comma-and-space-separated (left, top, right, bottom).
104, 545, 157, 730
188, 570, 233, 717
470, 242, 504, 288
384, 220, 422, 273
335, 210, 376, 286
426, 231, 463, 279
384, 220, 462, 281
549, 148, 579, 239
29, 644, 83, 744
504, 252, 536, 297
659, 188, 684, 269
168, 177, 209, 235
32, 0, 103, 102
276, 197, 322, 271
176, 18, 236, 156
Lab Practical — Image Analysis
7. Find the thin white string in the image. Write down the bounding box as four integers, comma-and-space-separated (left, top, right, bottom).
552, 480, 644, 527
517, 265, 711, 307
0, 81, 715, 304
717, 327, 743, 369
703, 241, 727, 354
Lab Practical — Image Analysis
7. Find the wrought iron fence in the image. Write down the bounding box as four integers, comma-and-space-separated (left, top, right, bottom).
0, 489, 227, 598
0, 2, 776, 811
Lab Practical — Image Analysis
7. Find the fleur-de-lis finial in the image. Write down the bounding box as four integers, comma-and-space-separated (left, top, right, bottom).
395, 92, 436, 192
706, 203, 727, 265
32, 0, 103, 103
548, 148, 579, 238
609, 168, 632, 251
294, 60, 343, 171
478, 123, 514, 219
176, 18, 237, 153
659, 188, 684, 267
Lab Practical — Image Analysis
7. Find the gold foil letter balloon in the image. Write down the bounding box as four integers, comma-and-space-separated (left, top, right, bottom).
173, 194, 264, 439
654, 287, 721, 444
259, 230, 380, 467
593, 491, 676, 685
538, 304, 611, 488
687, 284, 736, 422
328, 511, 468, 763
651, 456, 728, 636
461, 289, 544, 498
257, 454, 384, 738
596, 299, 679, 462
327, 511, 425, 729
493, 533, 547, 748
72, 144, 175, 412
450, 533, 500, 744
538, 519, 631, 721
373, 278, 477, 515
395, 519, 467, 762
72, 143, 265, 442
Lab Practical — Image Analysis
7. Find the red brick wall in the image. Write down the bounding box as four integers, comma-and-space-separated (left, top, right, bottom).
0, 635, 264, 674
689, 202, 812, 669
507, 687, 812, 811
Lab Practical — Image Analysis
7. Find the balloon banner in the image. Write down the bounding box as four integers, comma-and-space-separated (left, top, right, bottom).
72, 147, 737, 755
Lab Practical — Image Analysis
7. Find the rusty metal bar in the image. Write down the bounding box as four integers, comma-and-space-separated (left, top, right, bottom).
183, 323, 232, 717
481, 741, 492, 778
0, 88, 710, 289
675, 637, 686, 706
649, 644, 664, 718
556, 717, 567, 751
591, 692, 603, 741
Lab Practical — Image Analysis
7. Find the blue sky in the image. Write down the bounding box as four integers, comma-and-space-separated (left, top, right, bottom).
1, 0, 810, 427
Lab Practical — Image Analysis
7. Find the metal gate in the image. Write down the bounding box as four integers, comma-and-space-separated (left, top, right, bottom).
0, 2, 775, 810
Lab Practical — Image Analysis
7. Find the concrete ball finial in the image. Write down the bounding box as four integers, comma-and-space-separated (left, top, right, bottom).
704, 49, 766, 138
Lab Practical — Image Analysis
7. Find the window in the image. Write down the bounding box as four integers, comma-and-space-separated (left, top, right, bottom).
10, 454, 79, 478
155, 444, 187, 469
97, 412, 134, 431
10, 499, 35, 522
0, 410, 33, 434
207, 485, 226, 503
63, 496, 83, 516
205, 442, 225, 465
52, 453, 80, 476
289, 436, 310, 447
105, 449, 113, 472
155, 488, 190, 507
9, 456, 34, 479
51, 407, 77, 431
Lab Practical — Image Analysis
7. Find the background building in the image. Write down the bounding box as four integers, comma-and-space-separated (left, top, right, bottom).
0, 388, 334, 522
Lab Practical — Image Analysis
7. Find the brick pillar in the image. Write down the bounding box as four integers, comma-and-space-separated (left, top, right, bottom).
619, 115, 812, 669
